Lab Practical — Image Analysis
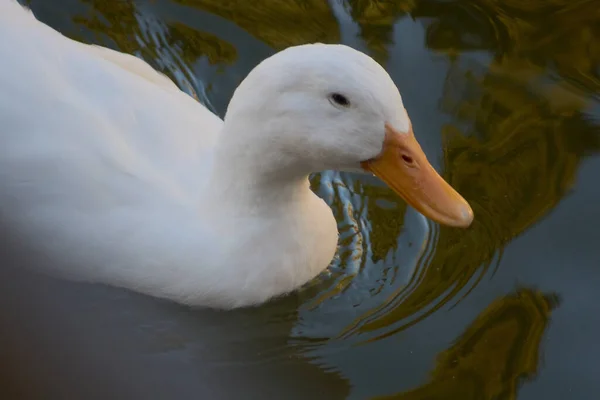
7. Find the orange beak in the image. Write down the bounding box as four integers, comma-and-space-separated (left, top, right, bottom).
361, 123, 473, 228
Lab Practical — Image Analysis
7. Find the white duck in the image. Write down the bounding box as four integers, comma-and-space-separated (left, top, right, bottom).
0, 0, 473, 308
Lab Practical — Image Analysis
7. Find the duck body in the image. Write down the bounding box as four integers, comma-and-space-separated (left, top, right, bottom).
0, 1, 472, 309
0, 1, 337, 308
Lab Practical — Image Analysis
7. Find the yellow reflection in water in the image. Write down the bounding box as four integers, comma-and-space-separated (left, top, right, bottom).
374, 288, 559, 400
166, 23, 237, 65
73, 0, 236, 64
414, 0, 600, 94
345, 0, 415, 63
174, 0, 340, 49
68, 0, 239, 101
345, 0, 599, 91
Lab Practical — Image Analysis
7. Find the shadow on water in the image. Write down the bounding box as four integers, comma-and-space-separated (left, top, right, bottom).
6, 0, 600, 399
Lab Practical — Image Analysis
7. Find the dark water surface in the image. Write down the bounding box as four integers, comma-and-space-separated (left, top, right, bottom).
3, 0, 600, 399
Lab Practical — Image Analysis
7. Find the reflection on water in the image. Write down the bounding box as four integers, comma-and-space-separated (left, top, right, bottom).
70, 0, 233, 106
344, 0, 414, 63
415, 0, 600, 95
172, 0, 340, 48
375, 289, 559, 399
19, 0, 600, 398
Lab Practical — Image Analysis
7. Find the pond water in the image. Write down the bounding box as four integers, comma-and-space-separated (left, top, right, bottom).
5, 0, 600, 399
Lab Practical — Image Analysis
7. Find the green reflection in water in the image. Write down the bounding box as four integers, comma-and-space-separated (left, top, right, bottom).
373, 288, 560, 400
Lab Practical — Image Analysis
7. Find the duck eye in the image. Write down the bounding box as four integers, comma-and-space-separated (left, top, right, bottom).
329, 93, 350, 107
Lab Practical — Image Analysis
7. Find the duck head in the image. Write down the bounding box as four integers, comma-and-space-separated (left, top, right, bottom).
221, 43, 473, 228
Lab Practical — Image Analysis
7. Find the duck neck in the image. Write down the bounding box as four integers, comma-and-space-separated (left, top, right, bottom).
204, 123, 313, 215
182, 124, 340, 307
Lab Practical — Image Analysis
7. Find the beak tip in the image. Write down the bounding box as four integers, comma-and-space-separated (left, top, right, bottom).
457, 204, 474, 228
